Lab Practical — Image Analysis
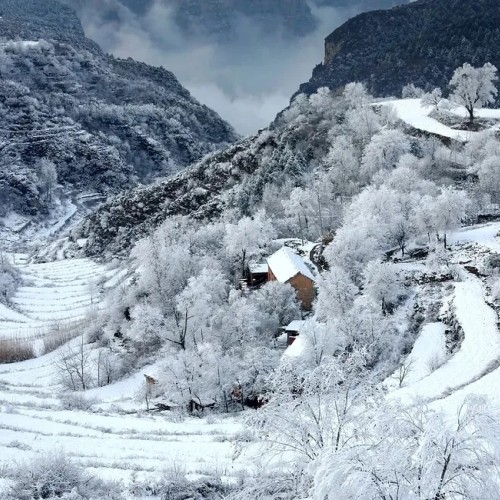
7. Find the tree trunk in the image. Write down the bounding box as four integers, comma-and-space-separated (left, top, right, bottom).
467, 105, 475, 124
241, 249, 247, 279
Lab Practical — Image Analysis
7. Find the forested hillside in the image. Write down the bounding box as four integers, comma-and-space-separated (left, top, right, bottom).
3, 2, 500, 499
0, 0, 237, 218
299, 0, 500, 101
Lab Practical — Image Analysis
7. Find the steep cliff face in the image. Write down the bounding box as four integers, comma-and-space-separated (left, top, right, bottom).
299, 0, 500, 100
0, 0, 237, 218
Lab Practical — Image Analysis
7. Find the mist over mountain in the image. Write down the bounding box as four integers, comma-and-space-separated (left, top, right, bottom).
62, 0, 408, 134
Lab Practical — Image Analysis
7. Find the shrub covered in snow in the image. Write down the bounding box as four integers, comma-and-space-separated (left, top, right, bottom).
6, 453, 122, 499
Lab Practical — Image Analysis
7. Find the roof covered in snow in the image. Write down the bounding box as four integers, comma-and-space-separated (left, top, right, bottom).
267, 247, 315, 283
283, 335, 306, 358
285, 320, 307, 332
249, 262, 268, 274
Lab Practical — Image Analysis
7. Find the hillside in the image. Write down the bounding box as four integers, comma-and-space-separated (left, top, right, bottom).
0, 0, 99, 52
0, 0, 237, 224
2, 2, 500, 499
299, 0, 500, 100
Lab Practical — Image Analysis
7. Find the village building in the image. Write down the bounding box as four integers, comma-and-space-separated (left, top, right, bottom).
283, 319, 307, 346
267, 247, 316, 310
247, 261, 269, 287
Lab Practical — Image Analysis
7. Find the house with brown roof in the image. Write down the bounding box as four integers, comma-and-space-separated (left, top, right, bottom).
267, 247, 316, 310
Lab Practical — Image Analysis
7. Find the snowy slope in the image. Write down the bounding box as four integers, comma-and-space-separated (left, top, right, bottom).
388, 222, 500, 410
390, 278, 500, 404
380, 99, 499, 141
0, 345, 246, 490
0, 256, 124, 342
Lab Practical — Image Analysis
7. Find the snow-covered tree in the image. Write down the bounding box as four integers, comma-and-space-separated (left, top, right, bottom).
361, 129, 411, 179
402, 83, 424, 98
314, 396, 500, 500
343, 82, 370, 108
252, 354, 373, 465
478, 155, 500, 204
434, 187, 470, 248
224, 211, 276, 278
449, 62, 498, 123
38, 158, 58, 203
421, 87, 443, 108
316, 266, 359, 322
363, 259, 402, 314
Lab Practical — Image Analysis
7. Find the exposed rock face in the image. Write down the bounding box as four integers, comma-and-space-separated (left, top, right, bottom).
0, 0, 237, 217
298, 0, 500, 100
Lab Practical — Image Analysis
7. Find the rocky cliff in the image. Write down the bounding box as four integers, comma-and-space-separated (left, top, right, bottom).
299, 0, 500, 100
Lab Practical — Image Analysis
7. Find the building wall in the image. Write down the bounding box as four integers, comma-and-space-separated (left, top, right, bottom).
268, 269, 315, 310
289, 274, 315, 310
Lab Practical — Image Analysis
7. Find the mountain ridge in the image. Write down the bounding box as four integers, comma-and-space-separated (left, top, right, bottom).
0, 0, 237, 221
298, 0, 500, 101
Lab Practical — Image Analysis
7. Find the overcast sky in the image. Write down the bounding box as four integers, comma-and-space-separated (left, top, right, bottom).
77, 1, 381, 135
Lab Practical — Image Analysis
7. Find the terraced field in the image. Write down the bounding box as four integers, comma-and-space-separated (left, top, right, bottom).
0, 256, 124, 342
0, 348, 245, 490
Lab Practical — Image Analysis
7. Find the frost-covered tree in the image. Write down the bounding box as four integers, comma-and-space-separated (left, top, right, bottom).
322, 135, 361, 196
252, 354, 373, 464
449, 62, 498, 123
363, 260, 402, 314
38, 158, 58, 203
434, 187, 470, 248
174, 268, 229, 349
343, 82, 370, 108
402, 83, 424, 98
478, 155, 500, 204
314, 396, 500, 500
224, 211, 276, 278
361, 130, 411, 179
316, 266, 359, 322
421, 87, 443, 108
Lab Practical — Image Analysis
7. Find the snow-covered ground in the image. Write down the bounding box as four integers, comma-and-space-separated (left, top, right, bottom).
0, 256, 123, 342
380, 98, 500, 141
387, 222, 500, 413
2, 222, 500, 496
449, 105, 500, 121
0, 348, 246, 491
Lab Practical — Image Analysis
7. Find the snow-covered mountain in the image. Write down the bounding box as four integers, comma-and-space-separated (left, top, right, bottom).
299, 0, 500, 101
2, 2, 500, 499
0, 0, 237, 229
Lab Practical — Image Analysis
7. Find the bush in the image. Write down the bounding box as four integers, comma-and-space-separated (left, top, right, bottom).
0, 340, 34, 364
156, 477, 233, 500
7, 453, 84, 499
6, 452, 123, 499
0, 255, 20, 305
42, 321, 83, 355
59, 392, 97, 411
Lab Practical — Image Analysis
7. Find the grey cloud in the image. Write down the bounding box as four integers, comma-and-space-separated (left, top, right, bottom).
71, 0, 402, 135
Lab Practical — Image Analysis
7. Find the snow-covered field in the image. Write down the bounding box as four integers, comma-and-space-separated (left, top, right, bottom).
0, 348, 246, 492
0, 246, 248, 495
387, 222, 500, 413
381, 98, 500, 141
2, 222, 500, 496
0, 256, 123, 342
